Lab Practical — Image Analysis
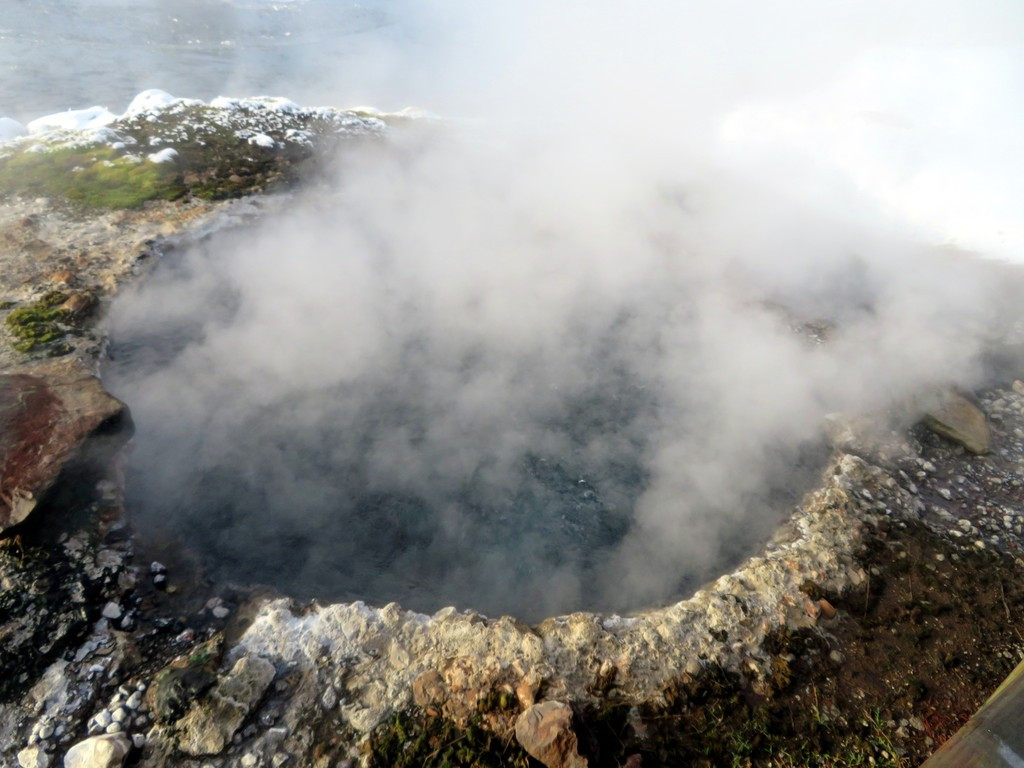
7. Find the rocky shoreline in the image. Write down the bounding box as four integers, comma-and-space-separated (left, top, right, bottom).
1, 100, 1023, 768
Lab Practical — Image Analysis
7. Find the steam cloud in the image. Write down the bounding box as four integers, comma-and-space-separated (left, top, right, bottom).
105, 1, 1024, 618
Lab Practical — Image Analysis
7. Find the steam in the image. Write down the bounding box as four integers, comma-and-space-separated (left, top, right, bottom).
105, 1, 1024, 618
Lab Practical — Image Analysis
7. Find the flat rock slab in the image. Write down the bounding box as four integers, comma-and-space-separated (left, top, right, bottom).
0, 359, 128, 532
922, 390, 990, 455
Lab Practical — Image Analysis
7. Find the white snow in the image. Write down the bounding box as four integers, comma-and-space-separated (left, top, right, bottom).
211, 95, 303, 114
124, 89, 176, 116
147, 147, 179, 164
26, 106, 117, 135
248, 133, 276, 148
0, 117, 27, 141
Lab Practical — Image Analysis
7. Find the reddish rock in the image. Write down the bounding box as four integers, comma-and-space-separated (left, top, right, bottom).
515, 701, 591, 768
0, 360, 129, 532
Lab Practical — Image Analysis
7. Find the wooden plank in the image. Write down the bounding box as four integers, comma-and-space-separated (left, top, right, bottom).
922, 658, 1024, 767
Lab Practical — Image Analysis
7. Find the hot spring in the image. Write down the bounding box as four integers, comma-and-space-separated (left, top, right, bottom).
101, 133, 842, 621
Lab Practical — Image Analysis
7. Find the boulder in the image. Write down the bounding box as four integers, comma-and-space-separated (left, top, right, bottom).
921, 390, 990, 454
62, 734, 130, 768
175, 655, 277, 756
514, 701, 591, 768
17, 745, 50, 768
0, 360, 129, 532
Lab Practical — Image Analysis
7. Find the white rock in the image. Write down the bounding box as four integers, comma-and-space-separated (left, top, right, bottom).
240, 754, 259, 768
101, 603, 122, 621
125, 691, 142, 710
63, 734, 131, 768
131, 734, 146, 749
212, 605, 231, 619
17, 745, 50, 768
111, 708, 128, 723
104, 722, 122, 734
38, 722, 55, 740
93, 710, 112, 729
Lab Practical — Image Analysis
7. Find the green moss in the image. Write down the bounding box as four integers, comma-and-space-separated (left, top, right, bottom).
0, 145, 184, 209
367, 712, 530, 768
4, 291, 70, 353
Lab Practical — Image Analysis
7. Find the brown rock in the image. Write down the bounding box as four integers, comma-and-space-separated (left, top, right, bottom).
921, 390, 990, 454
818, 598, 837, 620
0, 360, 129, 532
515, 701, 590, 768
59, 292, 96, 318
412, 670, 447, 708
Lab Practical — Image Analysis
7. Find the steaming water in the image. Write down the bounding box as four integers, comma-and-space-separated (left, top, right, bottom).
10, 1, 1024, 618
103, 207, 828, 619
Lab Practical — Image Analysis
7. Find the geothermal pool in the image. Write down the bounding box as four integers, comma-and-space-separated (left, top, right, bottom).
103, 204, 828, 620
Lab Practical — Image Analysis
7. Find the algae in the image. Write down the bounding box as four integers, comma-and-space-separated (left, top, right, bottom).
0, 145, 183, 209
4, 291, 70, 354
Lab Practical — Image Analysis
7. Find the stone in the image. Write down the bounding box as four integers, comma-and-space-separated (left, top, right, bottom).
18, 746, 50, 768
0, 360, 130, 532
101, 604, 122, 621
921, 390, 991, 454
514, 701, 591, 768
175, 655, 277, 756
62, 734, 131, 768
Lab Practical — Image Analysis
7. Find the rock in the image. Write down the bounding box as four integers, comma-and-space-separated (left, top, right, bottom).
514, 701, 591, 768
92, 711, 112, 729
175, 655, 277, 756
0, 360, 130, 532
212, 605, 231, 619
18, 745, 50, 768
921, 390, 990, 454
818, 599, 837, 620
62, 734, 131, 768
101, 603, 122, 621
149, 636, 223, 723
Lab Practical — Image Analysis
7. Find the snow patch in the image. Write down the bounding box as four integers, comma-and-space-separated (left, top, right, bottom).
247, 133, 276, 148
147, 147, 179, 164
211, 95, 303, 114
27, 106, 117, 135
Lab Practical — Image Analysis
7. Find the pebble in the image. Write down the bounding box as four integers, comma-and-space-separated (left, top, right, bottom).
93, 710, 112, 729
37, 722, 54, 740
104, 721, 123, 734
241, 754, 259, 768
938, 488, 952, 500
320, 688, 338, 711
132, 733, 146, 749
112, 707, 128, 723
101, 602, 123, 620
212, 605, 231, 619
